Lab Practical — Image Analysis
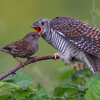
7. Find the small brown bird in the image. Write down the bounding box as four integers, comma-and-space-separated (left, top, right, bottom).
0, 32, 39, 63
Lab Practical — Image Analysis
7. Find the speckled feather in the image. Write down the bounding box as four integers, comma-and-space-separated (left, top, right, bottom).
51, 16, 100, 57
0, 32, 39, 58
3, 40, 34, 57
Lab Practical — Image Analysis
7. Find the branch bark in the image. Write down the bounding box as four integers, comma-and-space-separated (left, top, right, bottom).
0, 56, 59, 81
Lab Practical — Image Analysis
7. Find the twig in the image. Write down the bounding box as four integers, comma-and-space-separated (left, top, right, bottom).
0, 56, 59, 81
92, 0, 96, 25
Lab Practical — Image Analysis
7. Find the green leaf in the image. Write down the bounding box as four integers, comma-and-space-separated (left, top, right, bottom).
54, 86, 78, 97
85, 74, 100, 100
0, 80, 48, 100
78, 85, 85, 92
13, 70, 34, 83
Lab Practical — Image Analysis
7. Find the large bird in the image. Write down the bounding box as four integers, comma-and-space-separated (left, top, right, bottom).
31, 16, 100, 73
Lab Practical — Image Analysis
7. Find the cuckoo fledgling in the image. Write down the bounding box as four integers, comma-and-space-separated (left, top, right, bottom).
0, 32, 39, 63
31, 16, 100, 73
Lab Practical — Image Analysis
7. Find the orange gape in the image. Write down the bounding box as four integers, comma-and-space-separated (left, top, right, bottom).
33, 26, 42, 34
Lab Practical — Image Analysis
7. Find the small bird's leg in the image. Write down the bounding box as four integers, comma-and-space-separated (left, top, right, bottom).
13, 56, 25, 66
27, 56, 36, 62
13, 56, 22, 63
53, 52, 59, 60
27, 56, 33, 60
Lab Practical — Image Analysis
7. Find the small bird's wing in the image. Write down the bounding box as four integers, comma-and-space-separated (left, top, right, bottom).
3, 40, 33, 57
51, 16, 100, 57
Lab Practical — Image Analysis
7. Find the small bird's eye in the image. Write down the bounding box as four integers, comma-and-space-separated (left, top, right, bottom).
41, 22, 45, 25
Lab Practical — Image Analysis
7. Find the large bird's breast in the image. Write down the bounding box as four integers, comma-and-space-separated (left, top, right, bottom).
42, 28, 73, 54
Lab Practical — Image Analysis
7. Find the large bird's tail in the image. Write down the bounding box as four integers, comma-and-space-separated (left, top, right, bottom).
86, 53, 100, 73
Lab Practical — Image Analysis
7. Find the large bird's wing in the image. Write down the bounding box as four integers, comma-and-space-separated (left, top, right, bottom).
51, 16, 100, 57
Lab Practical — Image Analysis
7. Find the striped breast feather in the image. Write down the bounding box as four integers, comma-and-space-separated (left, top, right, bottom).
51, 16, 100, 57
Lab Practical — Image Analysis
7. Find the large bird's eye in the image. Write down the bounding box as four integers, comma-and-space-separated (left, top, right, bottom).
33, 26, 42, 33
41, 22, 45, 25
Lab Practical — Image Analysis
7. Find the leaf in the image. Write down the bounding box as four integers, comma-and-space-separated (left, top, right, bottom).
78, 85, 85, 92
85, 74, 100, 100
54, 86, 78, 97
13, 70, 33, 83
0, 80, 48, 100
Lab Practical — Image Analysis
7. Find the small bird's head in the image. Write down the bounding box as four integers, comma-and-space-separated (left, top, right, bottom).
24, 32, 39, 42
31, 18, 51, 36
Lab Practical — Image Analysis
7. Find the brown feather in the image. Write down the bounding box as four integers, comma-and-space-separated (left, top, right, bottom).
51, 16, 100, 57
3, 39, 33, 57
1, 32, 39, 58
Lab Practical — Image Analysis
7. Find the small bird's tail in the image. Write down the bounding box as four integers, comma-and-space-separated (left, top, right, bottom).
0, 46, 4, 51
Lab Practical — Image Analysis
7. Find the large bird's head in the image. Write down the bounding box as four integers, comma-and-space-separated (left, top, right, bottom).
31, 18, 51, 36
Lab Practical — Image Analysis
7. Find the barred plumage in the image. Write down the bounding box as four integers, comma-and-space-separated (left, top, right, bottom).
32, 16, 100, 73
42, 28, 67, 54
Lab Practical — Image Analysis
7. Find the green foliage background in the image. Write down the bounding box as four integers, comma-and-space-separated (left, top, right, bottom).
0, 0, 100, 99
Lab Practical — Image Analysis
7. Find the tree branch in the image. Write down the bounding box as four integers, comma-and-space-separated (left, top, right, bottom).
0, 56, 59, 81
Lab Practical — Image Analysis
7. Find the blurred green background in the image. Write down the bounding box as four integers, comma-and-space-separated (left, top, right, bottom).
0, 0, 100, 93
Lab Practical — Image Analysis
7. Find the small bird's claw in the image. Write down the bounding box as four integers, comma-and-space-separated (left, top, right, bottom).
27, 56, 36, 60
27, 57, 36, 63
19, 62, 25, 68
27, 57, 32, 60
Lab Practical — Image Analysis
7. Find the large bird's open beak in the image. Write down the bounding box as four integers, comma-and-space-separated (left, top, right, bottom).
31, 25, 42, 35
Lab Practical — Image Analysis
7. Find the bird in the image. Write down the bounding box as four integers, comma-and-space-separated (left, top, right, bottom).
0, 32, 39, 64
31, 16, 100, 73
